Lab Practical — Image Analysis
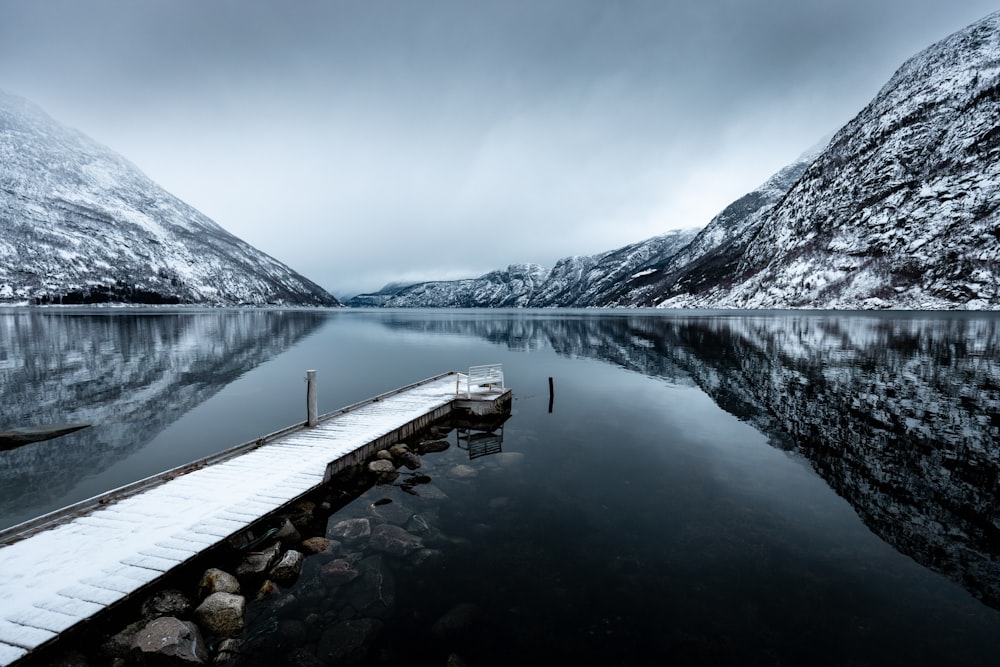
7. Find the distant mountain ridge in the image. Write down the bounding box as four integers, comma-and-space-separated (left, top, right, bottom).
347, 228, 700, 307
353, 10, 1000, 310
0, 91, 339, 306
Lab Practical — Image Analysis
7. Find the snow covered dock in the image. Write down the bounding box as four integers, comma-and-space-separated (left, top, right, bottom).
0, 370, 510, 666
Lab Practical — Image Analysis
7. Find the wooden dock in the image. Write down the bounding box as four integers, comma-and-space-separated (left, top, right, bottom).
0, 370, 511, 666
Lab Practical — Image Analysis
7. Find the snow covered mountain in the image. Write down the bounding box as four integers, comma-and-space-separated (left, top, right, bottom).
354, 10, 1000, 311
658, 11, 1000, 309
0, 91, 339, 306
347, 229, 699, 308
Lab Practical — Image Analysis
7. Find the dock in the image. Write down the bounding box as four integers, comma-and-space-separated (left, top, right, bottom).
0, 369, 511, 666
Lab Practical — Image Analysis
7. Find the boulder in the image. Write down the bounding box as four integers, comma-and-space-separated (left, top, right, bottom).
140, 589, 191, 621
448, 464, 478, 479
316, 618, 384, 665
320, 558, 360, 585
416, 439, 450, 454
101, 619, 147, 659
274, 519, 302, 546
368, 524, 422, 557
397, 451, 422, 470
130, 617, 208, 665
235, 542, 282, 577
197, 569, 240, 599
213, 638, 241, 664
193, 592, 246, 637
432, 602, 481, 638
328, 518, 371, 544
269, 550, 304, 586
369, 499, 412, 526
301, 536, 339, 556
343, 556, 395, 618
368, 459, 397, 475
387, 444, 411, 458
375, 450, 394, 461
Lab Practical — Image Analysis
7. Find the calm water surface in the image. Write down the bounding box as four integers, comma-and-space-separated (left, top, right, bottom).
1, 308, 999, 665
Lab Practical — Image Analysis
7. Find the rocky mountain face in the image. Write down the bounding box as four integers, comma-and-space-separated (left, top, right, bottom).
374, 311, 1000, 610
0, 91, 339, 306
354, 11, 1000, 310
347, 228, 699, 308
705, 11, 1000, 309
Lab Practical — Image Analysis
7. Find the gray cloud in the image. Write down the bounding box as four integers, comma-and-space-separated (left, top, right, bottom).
2, 0, 998, 296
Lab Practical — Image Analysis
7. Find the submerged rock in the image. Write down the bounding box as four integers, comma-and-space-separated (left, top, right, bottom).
448, 464, 478, 480
343, 556, 396, 618
316, 618, 384, 665
416, 439, 450, 454
301, 536, 339, 556
321, 558, 360, 585
368, 524, 423, 556
432, 602, 481, 638
328, 518, 371, 544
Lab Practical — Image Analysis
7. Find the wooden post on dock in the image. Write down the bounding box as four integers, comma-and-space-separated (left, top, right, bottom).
306, 370, 318, 427
548, 376, 554, 413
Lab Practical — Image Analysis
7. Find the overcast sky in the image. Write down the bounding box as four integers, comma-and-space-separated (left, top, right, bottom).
1, 1, 997, 297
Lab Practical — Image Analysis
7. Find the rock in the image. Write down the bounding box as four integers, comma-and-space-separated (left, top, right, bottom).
343, 556, 395, 618
236, 542, 282, 577
405, 513, 431, 534
301, 536, 339, 556
197, 568, 240, 599
375, 449, 394, 461
130, 617, 208, 665
46, 650, 90, 667
194, 592, 246, 638
213, 638, 241, 664
320, 558, 360, 585
368, 524, 422, 556
369, 499, 412, 525
101, 619, 147, 659
409, 548, 444, 567
494, 452, 525, 467
255, 580, 278, 599
284, 648, 327, 667
398, 451, 422, 470
269, 550, 305, 586
432, 603, 482, 638
387, 444, 410, 458
328, 518, 371, 544
416, 439, 450, 454
367, 459, 397, 475
448, 464, 478, 479
140, 589, 191, 621
316, 618, 384, 665
413, 484, 448, 501
447, 654, 469, 667
488, 496, 510, 510
279, 619, 307, 644
287, 500, 317, 529
274, 519, 302, 546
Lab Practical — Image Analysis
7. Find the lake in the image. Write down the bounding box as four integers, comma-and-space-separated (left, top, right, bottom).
1, 308, 999, 665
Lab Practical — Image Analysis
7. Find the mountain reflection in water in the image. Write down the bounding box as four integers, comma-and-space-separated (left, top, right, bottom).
379, 312, 1000, 610
0, 309, 326, 528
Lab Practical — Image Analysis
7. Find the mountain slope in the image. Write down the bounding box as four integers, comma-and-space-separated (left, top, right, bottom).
0, 91, 340, 306
702, 12, 1000, 309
